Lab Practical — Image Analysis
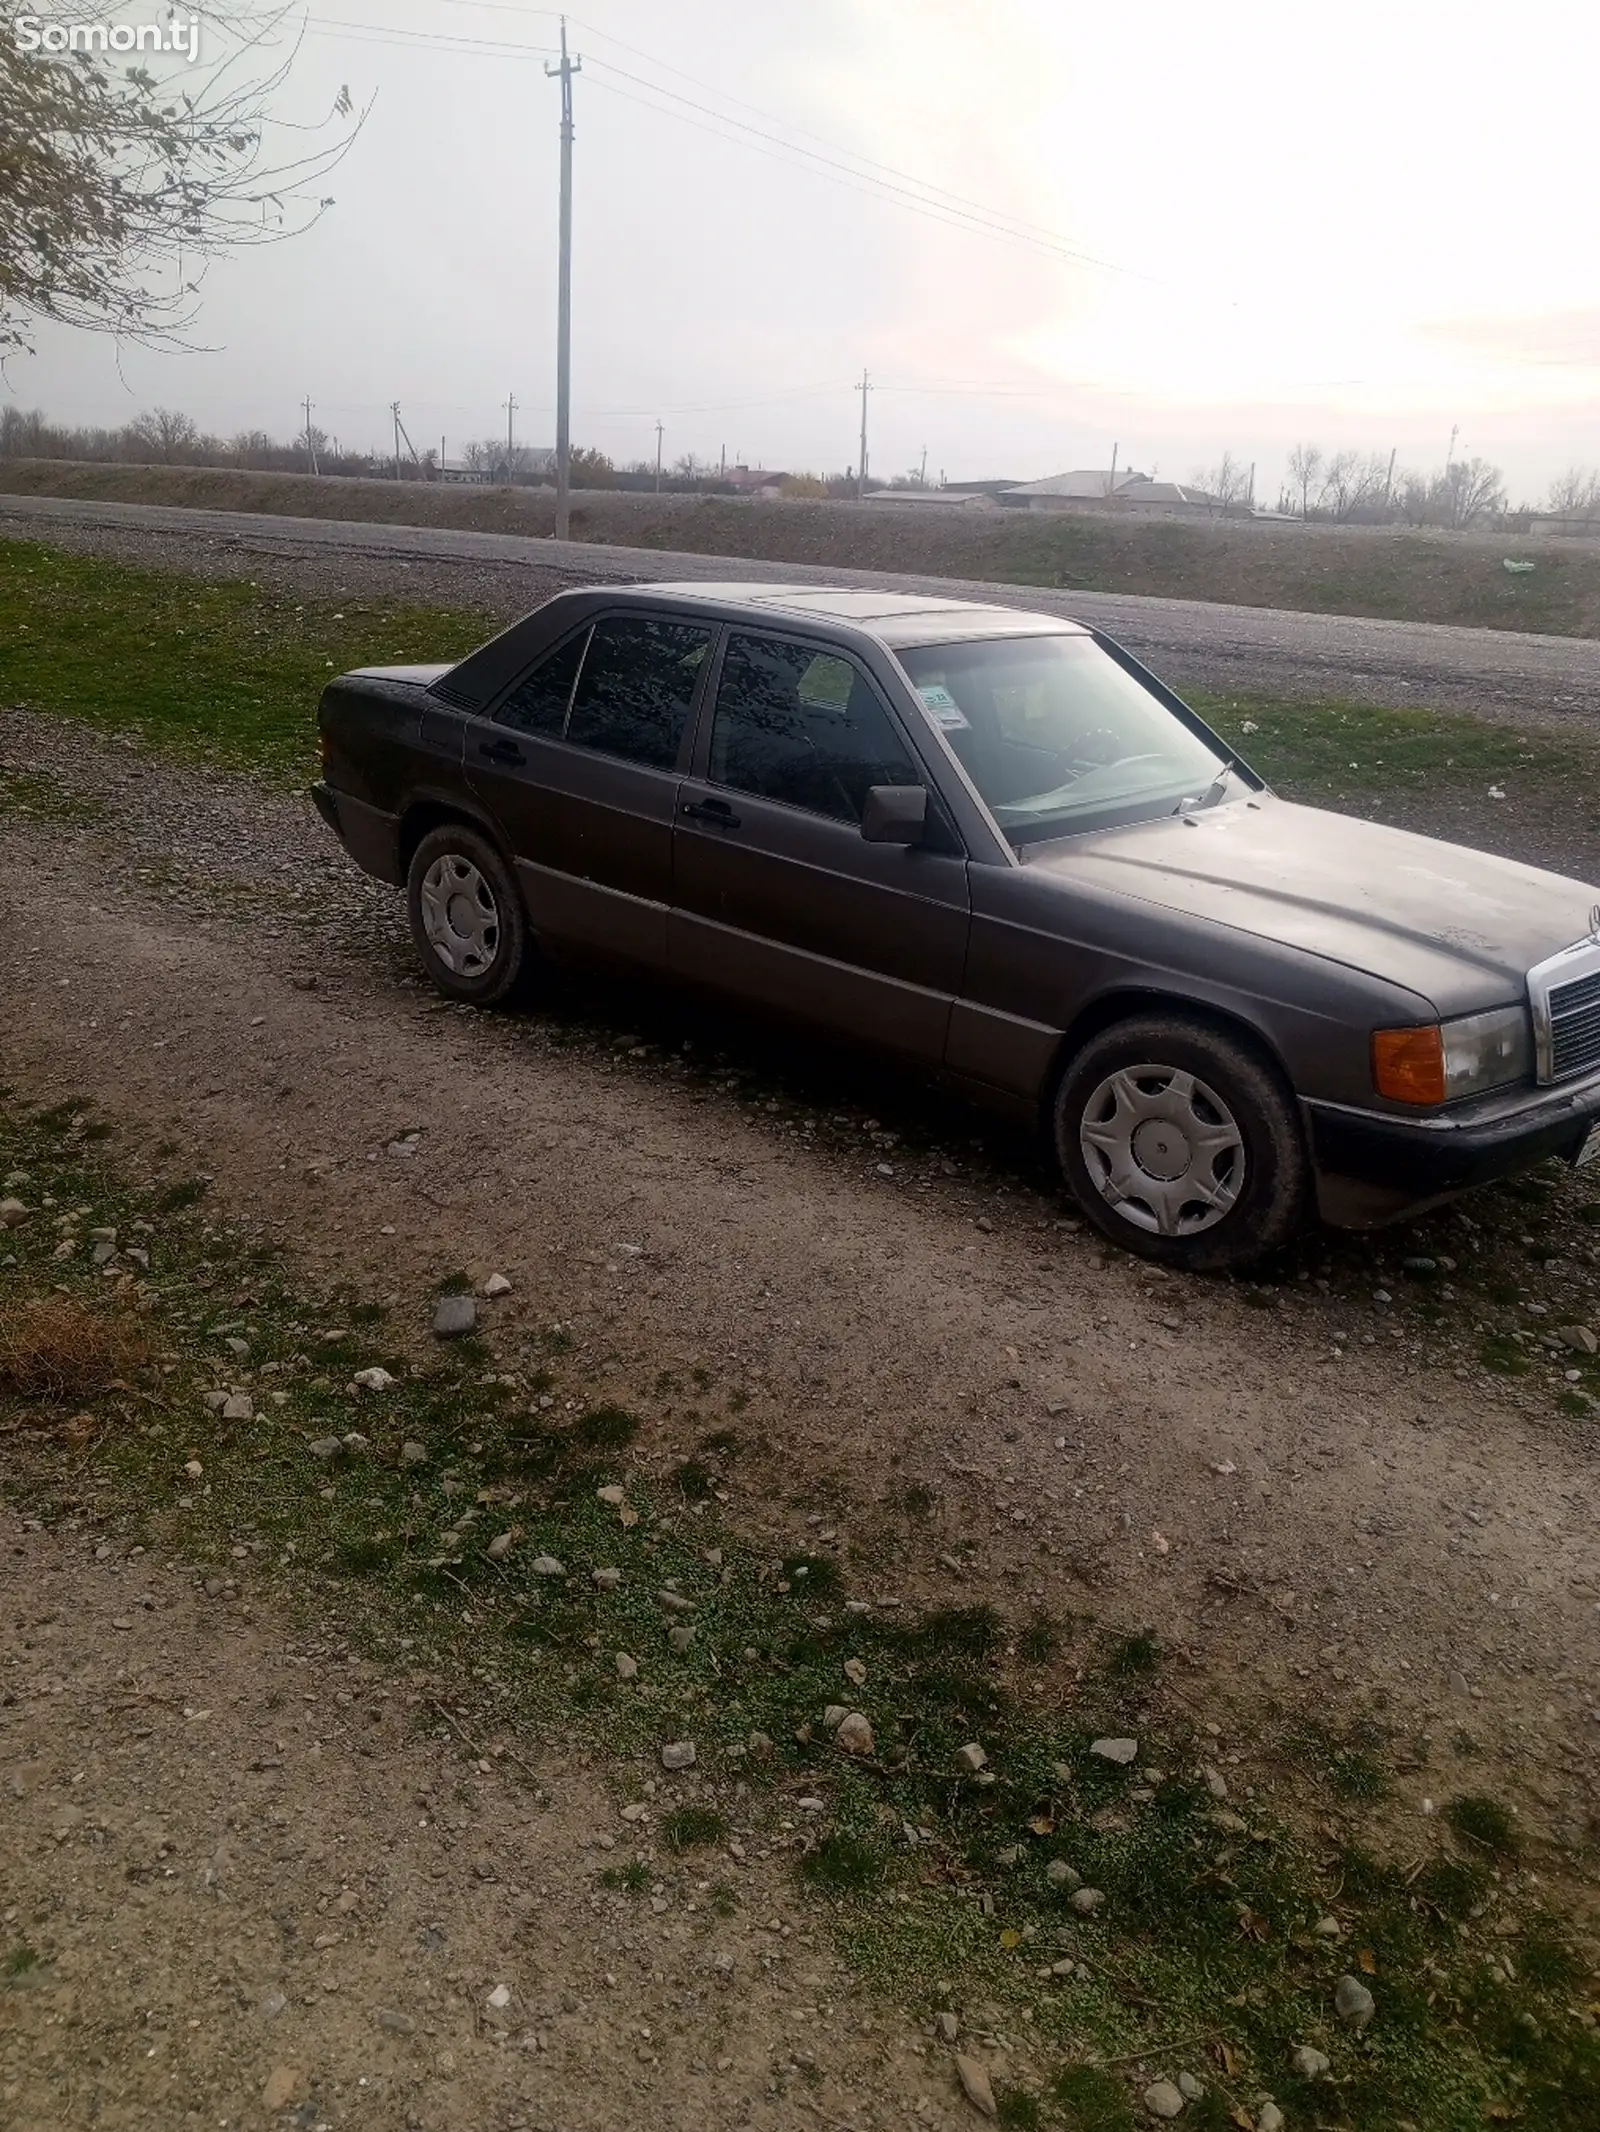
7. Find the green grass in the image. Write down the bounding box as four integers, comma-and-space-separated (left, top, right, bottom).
2, 1095, 1597, 2132
1197, 691, 1575, 808
0, 539, 485, 784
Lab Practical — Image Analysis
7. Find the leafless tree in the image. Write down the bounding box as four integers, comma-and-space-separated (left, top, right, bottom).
128, 407, 200, 462
229, 428, 274, 467
1397, 458, 1505, 529
1546, 467, 1600, 521
1319, 449, 1391, 521
1192, 451, 1250, 517
1, 2, 365, 353
1286, 442, 1323, 519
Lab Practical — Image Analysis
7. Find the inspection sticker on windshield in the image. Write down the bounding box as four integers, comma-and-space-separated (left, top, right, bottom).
916, 682, 970, 731
1577, 1123, 1600, 1168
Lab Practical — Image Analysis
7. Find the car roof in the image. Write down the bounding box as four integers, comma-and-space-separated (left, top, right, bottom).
608, 580, 1088, 648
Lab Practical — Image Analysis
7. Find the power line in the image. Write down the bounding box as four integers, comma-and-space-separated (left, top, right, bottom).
307, 8, 1146, 282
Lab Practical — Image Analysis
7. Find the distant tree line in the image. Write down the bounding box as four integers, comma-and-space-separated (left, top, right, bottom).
1276, 442, 1508, 528
0, 406, 865, 497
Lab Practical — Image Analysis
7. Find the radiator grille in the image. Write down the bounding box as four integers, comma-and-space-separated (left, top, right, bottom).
1548, 966, 1600, 1079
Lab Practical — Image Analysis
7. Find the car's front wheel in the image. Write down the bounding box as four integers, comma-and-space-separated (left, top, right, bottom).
406, 822, 528, 1006
1053, 1013, 1308, 1271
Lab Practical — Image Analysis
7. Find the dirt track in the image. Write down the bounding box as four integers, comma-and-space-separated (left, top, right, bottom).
7, 491, 1600, 733
5, 699, 1600, 2125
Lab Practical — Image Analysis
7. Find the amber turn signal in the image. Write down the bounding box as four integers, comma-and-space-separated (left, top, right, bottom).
1372, 1024, 1446, 1105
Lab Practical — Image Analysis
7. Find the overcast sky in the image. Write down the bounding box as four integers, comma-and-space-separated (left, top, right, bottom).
17, 0, 1600, 500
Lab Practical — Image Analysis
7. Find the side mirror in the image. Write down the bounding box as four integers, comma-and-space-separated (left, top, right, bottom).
861, 784, 928, 846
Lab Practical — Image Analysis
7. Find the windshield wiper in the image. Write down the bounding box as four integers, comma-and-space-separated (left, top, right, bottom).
1177, 762, 1235, 814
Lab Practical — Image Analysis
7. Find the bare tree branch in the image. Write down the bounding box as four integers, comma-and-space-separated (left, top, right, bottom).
0, 2, 367, 352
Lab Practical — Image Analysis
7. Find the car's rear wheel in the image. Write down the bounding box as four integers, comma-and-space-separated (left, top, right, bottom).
406, 822, 528, 1006
1053, 1013, 1308, 1271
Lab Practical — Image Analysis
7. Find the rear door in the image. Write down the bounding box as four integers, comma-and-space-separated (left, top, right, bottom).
670, 629, 970, 1063
465, 611, 713, 966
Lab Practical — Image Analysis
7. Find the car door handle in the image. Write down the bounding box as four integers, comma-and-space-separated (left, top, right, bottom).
477, 736, 526, 767
681, 796, 741, 828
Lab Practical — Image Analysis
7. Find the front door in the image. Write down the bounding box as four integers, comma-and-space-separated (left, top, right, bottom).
670, 630, 970, 1063
465, 612, 713, 966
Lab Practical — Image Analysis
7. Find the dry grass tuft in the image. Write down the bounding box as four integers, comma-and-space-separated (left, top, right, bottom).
0, 1297, 149, 1407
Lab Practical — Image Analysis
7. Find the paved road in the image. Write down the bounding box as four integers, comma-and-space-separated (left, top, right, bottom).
7, 490, 1600, 729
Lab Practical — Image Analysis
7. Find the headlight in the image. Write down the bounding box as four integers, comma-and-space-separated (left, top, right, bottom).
1372, 1006, 1531, 1104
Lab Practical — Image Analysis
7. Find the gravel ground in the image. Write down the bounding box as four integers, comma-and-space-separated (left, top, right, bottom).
0, 1509, 953, 2132
7, 492, 1600, 734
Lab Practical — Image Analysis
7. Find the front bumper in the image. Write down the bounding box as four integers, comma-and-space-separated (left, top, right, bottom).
1305, 1070, 1600, 1227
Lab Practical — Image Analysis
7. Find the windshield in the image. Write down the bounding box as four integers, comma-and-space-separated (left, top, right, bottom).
897, 634, 1231, 843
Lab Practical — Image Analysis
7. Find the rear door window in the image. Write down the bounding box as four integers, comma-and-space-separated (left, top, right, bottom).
564, 616, 712, 769
708, 632, 921, 823
494, 627, 589, 736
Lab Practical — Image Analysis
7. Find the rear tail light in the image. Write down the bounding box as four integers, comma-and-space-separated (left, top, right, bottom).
1372, 1024, 1446, 1105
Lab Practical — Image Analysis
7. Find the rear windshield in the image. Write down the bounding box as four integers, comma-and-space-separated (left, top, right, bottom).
896, 634, 1229, 843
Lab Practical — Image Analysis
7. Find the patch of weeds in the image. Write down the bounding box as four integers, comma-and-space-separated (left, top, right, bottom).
573, 1404, 641, 1451
898, 1482, 936, 1517
1018, 1613, 1059, 1664
1445, 1792, 1520, 1855
690, 1365, 714, 1391
336, 1537, 399, 1577
1480, 1333, 1531, 1375
156, 1175, 209, 1212
1557, 1390, 1591, 1416
1107, 1628, 1162, 1678
661, 1805, 727, 1851
798, 1834, 888, 1896
781, 1554, 844, 1602
895, 1604, 1002, 1662
698, 1427, 741, 1458
435, 1269, 473, 1296
671, 1457, 716, 1500
1285, 1717, 1390, 1801
0, 1295, 149, 1403
1414, 1856, 1487, 1921
3, 1945, 41, 1978
1050, 2064, 1135, 2131
599, 1860, 651, 1894
995, 2087, 1044, 2129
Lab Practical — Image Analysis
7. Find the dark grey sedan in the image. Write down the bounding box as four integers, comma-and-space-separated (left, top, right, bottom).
313, 582, 1600, 1270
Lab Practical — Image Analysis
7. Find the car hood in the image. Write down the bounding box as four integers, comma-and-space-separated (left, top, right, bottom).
1023, 796, 1599, 1015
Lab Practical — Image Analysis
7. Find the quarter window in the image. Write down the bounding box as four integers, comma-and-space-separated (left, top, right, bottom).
564, 616, 711, 769
709, 632, 921, 823
495, 628, 588, 736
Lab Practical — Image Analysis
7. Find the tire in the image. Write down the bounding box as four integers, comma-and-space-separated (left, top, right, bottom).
405, 822, 529, 1006
1053, 1012, 1309, 1272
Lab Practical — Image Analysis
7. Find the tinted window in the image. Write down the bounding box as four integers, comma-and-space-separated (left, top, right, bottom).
709, 633, 920, 823
495, 627, 588, 736
564, 616, 711, 769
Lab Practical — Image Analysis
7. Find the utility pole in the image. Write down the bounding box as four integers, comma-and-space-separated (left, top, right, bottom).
546, 18, 581, 540
918, 444, 927, 487
856, 368, 871, 502
1383, 444, 1397, 512
1107, 441, 1118, 499
391, 401, 402, 481
441, 434, 447, 483
655, 420, 664, 493
1247, 460, 1256, 508
504, 392, 518, 467
1446, 422, 1459, 472
719, 443, 726, 479
302, 395, 318, 475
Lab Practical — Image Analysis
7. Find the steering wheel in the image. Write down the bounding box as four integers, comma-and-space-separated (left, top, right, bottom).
1065, 726, 1130, 770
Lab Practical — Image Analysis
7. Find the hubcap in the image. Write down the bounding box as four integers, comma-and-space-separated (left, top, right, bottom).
419, 855, 500, 978
1078, 1064, 1245, 1237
